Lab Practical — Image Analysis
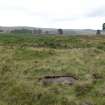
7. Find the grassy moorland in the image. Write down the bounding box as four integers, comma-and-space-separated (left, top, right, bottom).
0, 33, 105, 105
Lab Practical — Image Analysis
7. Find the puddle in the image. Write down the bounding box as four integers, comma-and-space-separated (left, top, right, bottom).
39, 76, 78, 85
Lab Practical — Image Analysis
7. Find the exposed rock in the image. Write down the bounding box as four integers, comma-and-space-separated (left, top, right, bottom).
39, 75, 78, 85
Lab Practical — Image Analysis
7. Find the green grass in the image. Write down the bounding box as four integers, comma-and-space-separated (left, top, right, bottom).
0, 33, 105, 105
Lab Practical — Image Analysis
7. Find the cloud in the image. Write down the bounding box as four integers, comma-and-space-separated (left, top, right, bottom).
85, 6, 105, 18
0, 0, 104, 29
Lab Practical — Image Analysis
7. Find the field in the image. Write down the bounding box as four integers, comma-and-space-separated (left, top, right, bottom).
0, 33, 105, 105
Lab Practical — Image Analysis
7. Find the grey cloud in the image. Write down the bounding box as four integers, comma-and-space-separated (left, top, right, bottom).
85, 6, 105, 17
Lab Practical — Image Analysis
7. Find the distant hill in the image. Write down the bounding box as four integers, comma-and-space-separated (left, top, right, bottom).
0, 26, 104, 35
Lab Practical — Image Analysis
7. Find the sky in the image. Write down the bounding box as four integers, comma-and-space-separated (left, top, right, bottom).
0, 0, 105, 29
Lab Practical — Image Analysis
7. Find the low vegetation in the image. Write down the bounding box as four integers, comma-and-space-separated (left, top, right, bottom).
0, 33, 105, 105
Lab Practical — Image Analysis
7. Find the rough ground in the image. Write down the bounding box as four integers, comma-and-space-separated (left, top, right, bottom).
0, 34, 105, 105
